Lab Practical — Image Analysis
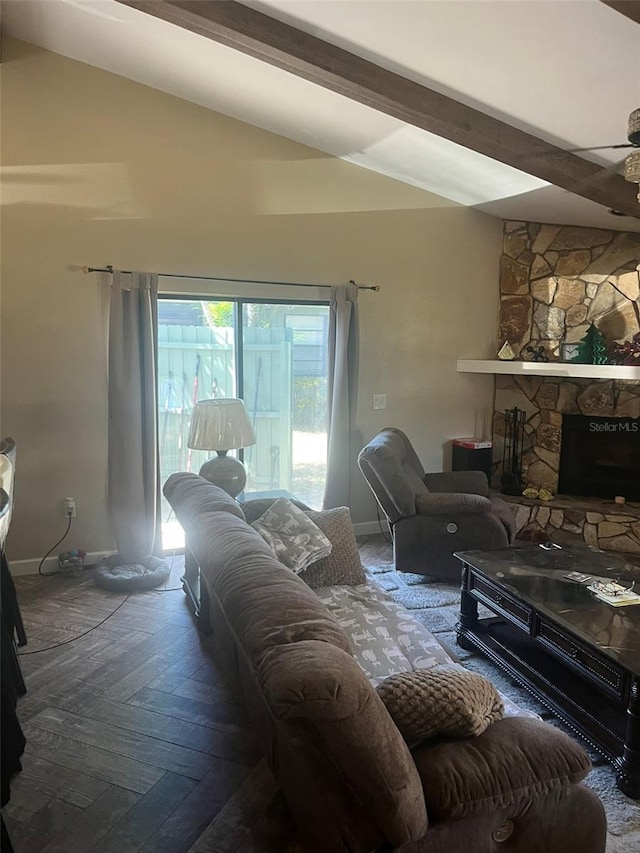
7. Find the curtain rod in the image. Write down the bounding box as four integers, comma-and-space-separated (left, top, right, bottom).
82, 266, 380, 292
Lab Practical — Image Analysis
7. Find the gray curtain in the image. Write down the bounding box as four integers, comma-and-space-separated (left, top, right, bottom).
108, 271, 161, 561
323, 282, 359, 509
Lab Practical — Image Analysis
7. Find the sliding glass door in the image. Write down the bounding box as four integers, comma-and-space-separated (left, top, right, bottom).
158, 297, 329, 548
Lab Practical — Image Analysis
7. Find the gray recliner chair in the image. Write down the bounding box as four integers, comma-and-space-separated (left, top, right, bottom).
358, 428, 515, 581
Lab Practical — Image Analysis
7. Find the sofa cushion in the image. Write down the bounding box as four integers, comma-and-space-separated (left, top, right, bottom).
423, 470, 490, 497
376, 664, 503, 745
251, 498, 333, 573
299, 507, 367, 588
210, 557, 353, 663
357, 428, 428, 520
318, 582, 539, 723
415, 492, 492, 516
412, 716, 592, 820
316, 583, 452, 685
241, 501, 365, 586
164, 480, 353, 661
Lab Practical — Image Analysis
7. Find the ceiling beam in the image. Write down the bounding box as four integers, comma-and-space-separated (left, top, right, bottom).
600, 1, 640, 25
118, 0, 639, 218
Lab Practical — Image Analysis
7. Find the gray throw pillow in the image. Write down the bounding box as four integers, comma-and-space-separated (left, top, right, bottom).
299, 507, 366, 588
251, 498, 332, 574
376, 664, 504, 745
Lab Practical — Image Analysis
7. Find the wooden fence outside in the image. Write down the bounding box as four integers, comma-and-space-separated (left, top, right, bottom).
158, 325, 293, 506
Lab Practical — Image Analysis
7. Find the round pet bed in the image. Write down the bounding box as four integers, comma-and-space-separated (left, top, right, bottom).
94, 554, 171, 592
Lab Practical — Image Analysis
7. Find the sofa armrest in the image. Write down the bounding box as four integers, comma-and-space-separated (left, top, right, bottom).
259, 640, 428, 847
164, 472, 246, 518
423, 470, 489, 497
415, 492, 492, 516
412, 716, 592, 821
490, 495, 517, 543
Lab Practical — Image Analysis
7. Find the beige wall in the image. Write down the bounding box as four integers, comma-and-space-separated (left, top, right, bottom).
1, 38, 501, 563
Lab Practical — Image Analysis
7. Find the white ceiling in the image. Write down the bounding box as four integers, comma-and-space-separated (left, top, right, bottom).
3, 0, 640, 230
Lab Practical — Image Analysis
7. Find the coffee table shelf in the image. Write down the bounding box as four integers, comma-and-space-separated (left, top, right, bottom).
460, 617, 627, 764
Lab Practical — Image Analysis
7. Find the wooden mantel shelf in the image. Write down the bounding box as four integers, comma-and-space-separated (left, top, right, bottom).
457, 359, 640, 381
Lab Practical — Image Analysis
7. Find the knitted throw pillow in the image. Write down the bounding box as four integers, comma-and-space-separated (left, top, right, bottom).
376, 665, 504, 745
299, 507, 366, 588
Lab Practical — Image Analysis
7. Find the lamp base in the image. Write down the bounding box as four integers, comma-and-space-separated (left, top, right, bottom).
199, 454, 247, 498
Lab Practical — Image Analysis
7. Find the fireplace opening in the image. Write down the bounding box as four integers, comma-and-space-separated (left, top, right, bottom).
558, 415, 640, 501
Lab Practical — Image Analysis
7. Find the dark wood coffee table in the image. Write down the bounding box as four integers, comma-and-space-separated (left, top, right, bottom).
455, 543, 640, 798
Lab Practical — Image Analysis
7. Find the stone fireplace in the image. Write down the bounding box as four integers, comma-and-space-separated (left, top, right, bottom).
493, 375, 640, 498
491, 221, 640, 555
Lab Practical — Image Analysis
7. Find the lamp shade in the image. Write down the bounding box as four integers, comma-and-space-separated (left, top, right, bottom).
187, 399, 256, 451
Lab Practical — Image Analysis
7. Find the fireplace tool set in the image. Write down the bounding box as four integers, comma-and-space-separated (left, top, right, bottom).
501, 407, 526, 496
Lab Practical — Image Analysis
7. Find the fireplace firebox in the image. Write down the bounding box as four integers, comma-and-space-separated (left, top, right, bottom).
558, 415, 640, 501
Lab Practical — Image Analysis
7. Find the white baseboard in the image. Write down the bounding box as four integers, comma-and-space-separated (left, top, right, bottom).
12, 525, 388, 575
9, 550, 116, 577
353, 520, 390, 537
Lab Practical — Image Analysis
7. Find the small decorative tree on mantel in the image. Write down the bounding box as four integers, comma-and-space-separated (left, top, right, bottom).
573, 323, 609, 365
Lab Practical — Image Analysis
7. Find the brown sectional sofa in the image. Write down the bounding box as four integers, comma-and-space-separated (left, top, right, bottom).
164, 473, 607, 853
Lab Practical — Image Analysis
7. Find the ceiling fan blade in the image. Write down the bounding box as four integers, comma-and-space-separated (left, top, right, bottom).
565, 143, 635, 153
521, 143, 634, 162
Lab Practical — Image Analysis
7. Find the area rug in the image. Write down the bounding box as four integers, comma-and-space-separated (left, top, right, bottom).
366, 563, 640, 853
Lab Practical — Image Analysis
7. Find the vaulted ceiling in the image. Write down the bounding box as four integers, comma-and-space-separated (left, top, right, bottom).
4, 0, 640, 230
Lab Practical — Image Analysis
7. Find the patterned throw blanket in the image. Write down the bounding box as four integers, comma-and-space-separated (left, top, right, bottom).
316, 580, 537, 721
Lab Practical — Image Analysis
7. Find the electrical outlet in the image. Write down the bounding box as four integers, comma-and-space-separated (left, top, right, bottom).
63, 497, 76, 518
373, 394, 387, 410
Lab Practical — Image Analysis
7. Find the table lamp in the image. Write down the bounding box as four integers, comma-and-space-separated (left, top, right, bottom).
187, 398, 256, 498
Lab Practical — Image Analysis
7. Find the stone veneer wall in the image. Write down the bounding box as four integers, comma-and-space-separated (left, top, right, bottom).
493, 222, 640, 554
501, 493, 640, 557
499, 222, 640, 357
494, 371, 640, 555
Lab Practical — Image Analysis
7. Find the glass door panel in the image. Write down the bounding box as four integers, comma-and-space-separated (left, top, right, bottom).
158, 297, 329, 550
241, 303, 328, 509
158, 299, 236, 549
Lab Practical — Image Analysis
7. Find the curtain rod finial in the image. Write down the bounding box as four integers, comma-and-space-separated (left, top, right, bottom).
83, 265, 114, 274
372, 285, 381, 292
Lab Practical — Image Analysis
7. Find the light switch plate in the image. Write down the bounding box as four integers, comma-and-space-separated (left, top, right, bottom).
373, 394, 387, 410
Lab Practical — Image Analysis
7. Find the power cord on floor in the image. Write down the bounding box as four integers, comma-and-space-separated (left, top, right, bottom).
25, 514, 183, 656
37, 513, 73, 576
18, 593, 130, 655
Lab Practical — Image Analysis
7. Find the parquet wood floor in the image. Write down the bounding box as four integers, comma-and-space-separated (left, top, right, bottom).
3, 535, 392, 852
